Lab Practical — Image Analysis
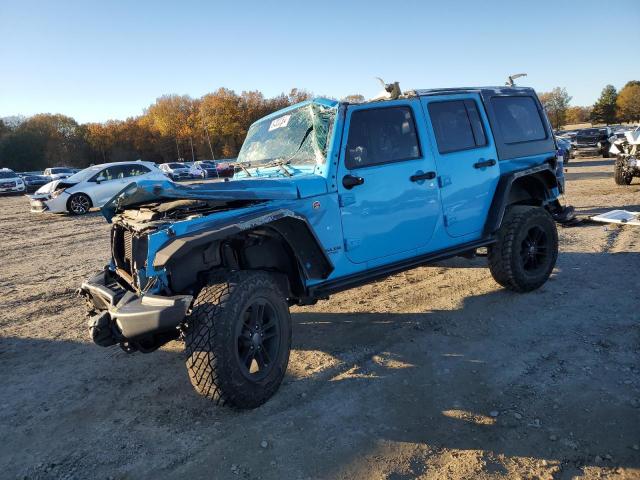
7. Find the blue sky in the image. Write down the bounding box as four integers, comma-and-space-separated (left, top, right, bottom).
1, 0, 639, 123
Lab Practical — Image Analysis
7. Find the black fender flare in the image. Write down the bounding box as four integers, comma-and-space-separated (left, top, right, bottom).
152, 208, 334, 280
483, 163, 559, 236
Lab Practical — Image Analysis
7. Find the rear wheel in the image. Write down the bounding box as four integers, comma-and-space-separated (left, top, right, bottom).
614, 162, 633, 185
184, 271, 291, 409
488, 206, 558, 292
67, 193, 92, 215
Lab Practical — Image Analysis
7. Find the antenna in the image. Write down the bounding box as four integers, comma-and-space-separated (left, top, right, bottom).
506, 73, 527, 87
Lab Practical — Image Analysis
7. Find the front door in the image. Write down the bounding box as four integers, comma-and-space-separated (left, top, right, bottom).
337, 101, 440, 264
420, 95, 500, 237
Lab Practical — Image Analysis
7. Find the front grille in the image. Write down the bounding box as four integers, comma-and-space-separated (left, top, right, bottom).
123, 230, 133, 269
0, 182, 15, 188
111, 225, 148, 288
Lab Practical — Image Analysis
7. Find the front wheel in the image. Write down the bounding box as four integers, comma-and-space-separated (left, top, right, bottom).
488, 206, 558, 292
184, 271, 292, 409
67, 193, 92, 215
614, 162, 633, 185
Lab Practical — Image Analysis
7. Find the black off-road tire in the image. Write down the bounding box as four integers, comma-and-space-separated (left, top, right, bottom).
66, 193, 92, 215
614, 162, 633, 185
488, 206, 558, 293
184, 270, 292, 409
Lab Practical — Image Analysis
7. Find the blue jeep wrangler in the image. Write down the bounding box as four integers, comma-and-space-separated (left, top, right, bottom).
79, 86, 567, 408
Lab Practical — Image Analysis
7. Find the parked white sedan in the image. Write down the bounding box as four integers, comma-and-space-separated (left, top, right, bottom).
29, 161, 166, 215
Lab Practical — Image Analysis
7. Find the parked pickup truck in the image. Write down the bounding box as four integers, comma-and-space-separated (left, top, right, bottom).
79, 85, 568, 408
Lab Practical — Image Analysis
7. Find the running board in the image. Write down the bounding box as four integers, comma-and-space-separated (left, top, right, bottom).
308, 238, 495, 298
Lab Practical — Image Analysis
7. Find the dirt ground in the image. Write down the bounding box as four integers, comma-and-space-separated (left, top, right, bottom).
1, 156, 639, 480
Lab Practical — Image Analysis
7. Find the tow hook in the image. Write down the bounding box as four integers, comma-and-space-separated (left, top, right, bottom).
88, 311, 117, 347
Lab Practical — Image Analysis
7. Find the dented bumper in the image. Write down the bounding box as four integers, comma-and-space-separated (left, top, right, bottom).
79, 270, 192, 349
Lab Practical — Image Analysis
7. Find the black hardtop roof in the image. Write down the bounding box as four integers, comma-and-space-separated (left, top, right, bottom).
414, 86, 536, 97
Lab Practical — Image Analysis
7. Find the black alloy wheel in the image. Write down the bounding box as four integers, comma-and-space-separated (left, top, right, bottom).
235, 298, 281, 381
519, 226, 548, 272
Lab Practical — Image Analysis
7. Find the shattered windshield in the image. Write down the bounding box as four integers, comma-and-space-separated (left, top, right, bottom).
237, 102, 336, 167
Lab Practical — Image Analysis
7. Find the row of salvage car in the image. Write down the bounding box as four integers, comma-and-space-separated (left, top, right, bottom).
2, 159, 234, 215
0, 167, 81, 195
555, 125, 639, 160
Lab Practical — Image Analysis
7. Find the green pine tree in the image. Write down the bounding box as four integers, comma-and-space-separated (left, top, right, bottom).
590, 85, 618, 124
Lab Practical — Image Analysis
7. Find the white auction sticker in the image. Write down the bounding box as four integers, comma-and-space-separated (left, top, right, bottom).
268, 115, 291, 131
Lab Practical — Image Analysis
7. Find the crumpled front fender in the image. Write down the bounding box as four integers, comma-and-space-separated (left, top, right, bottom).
100, 178, 303, 222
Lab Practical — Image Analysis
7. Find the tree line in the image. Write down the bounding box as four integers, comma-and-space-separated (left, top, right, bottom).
538, 80, 640, 129
0, 88, 312, 172
2, 81, 638, 172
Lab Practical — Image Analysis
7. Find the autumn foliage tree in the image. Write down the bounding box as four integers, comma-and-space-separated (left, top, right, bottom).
145, 94, 197, 160
538, 88, 572, 129
564, 106, 592, 125
616, 81, 640, 123
0, 114, 88, 170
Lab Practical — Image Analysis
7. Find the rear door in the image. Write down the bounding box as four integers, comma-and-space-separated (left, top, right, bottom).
337, 101, 440, 264
420, 95, 499, 237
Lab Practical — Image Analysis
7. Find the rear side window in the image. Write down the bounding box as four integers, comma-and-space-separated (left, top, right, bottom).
346, 106, 421, 168
491, 96, 546, 144
124, 165, 151, 177
94, 167, 120, 181
428, 100, 487, 154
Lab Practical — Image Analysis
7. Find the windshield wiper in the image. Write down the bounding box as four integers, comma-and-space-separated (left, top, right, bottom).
263, 159, 293, 177
234, 162, 252, 177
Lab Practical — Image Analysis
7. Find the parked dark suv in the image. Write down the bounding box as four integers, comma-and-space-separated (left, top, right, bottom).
572, 127, 612, 157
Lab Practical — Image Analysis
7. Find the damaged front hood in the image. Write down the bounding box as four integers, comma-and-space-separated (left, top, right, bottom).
101, 176, 326, 222
33, 179, 67, 195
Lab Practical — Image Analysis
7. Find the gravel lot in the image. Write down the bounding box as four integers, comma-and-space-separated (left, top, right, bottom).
1, 156, 639, 479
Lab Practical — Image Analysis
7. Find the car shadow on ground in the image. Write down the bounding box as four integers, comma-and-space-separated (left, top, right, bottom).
564, 170, 614, 181
575, 203, 640, 216
1, 252, 639, 478
567, 158, 613, 169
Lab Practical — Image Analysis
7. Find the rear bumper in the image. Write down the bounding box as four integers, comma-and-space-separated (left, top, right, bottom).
170, 173, 192, 180
79, 269, 192, 348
